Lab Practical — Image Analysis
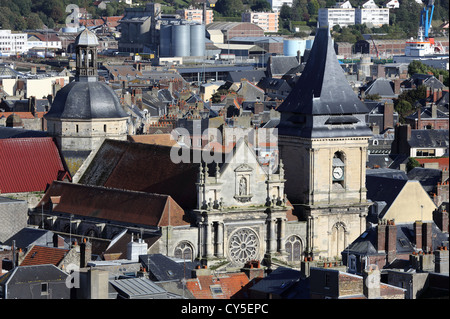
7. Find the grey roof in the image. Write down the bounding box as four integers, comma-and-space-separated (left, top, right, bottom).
0, 127, 48, 139
2, 228, 60, 250
410, 74, 445, 90
407, 167, 443, 193
277, 27, 369, 116
405, 106, 448, 120
45, 81, 128, 120
408, 129, 449, 149
267, 56, 300, 77
110, 277, 168, 299
226, 70, 266, 83
366, 168, 408, 180
366, 175, 409, 219
345, 222, 449, 257
249, 266, 309, 298
74, 28, 99, 47
363, 78, 396, 98
139, 254, 199, 282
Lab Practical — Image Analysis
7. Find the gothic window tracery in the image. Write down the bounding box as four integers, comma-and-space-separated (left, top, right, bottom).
174, 241, 194, 261
228, 228, 260, 265
285, 235, 303, 262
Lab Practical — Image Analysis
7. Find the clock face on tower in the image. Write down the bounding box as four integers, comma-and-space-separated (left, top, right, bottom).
332, 167, 344, 180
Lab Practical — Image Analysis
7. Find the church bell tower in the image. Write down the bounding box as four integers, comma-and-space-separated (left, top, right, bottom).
277, 27, 373, 259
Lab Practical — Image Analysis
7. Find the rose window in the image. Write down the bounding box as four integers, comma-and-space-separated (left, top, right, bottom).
228, 228, 259, 265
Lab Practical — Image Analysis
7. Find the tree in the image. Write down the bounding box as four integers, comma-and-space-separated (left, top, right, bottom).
251, 0, 272, 12
26, 12, 44, 30
215, 0, 244, 17
406, 157, 421, 172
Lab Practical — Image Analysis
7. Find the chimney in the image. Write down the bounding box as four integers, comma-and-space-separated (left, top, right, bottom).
80, 238, 92, 268
434, 247, 449, 274
386, 220, 397, 264
431, 103, 437, 119
241, 260, 264, 281
363, 264, 381, 299
393, 78, 402, 94
53, 233, 65, 248
254, 102, 264, 115
417, 106, 421, 129
377, 220, 386, 253
383, 101, 394, 130
414, 221, 423, 250
433, 209, 448, 233
422, 222, 433, 252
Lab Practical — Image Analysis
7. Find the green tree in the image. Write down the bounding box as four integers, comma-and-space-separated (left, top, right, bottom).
406, 157, 421, 172
26, 12, 44, 29
215, 0, 244, 17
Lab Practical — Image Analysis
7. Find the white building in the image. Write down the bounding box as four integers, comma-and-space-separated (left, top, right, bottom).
318, 6, 355, 28
0, 30, 27, 56
266, 0, 293, 12
356, 1, 389, 27
319, 0, 389, 28
384, 0, 400, 9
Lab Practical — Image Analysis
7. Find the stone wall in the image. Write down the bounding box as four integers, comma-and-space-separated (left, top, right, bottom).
0, 197, 28, 243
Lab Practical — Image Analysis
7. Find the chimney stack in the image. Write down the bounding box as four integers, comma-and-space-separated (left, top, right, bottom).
422, 222, 433, 252
386, 220, 397, 264
433, 209, 448, 233
434, 246, 449, 274
363, 264, 381, 299
414, 221, 423, 250
377, 219, 386, 253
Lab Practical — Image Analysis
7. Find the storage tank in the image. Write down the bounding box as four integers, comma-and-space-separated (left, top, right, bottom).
172, 24, 191, 57
283, 39, 302, 57
159, 24, 172, 57
190, 24, 205, 57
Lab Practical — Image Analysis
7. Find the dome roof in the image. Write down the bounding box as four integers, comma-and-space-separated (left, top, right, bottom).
74, 28, 99, 47
45, 81, 128, 120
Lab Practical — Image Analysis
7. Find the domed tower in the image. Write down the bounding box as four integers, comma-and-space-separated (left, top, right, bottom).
45, 29, 129, 174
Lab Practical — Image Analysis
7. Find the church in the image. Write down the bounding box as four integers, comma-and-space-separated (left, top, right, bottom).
44, 28, 129, 176
31, 27, 372, 269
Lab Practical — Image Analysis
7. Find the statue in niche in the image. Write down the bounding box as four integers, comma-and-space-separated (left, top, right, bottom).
239, 177, 247, 196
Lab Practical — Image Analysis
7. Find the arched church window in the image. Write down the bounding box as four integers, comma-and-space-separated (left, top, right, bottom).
285, 235, 303, 262
174, 241, 194, 261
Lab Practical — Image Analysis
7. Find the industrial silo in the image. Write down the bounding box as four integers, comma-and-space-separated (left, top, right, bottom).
283, 39, 301, 56
172, 24, 191, 57
190, 24, 205, 57
160, 24, 172, 57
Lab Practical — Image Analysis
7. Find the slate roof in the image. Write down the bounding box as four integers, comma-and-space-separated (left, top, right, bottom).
45, 81, 128, 120
363, 78, 396, 98
37, 181, 189, 227
0, 265, 68, 289
366, 175, 409, 213
408, 129, 449, 149
366, 168, 408, 180
345, 222, 449, 257
0, 137, 69, 193
3, 228, 64, 251
277, 27, 369, 116
407, 167, 443, 193
249, 267, 308, 298
0, 127, 48, 139
226, 70, 266, 83
405, 106, 449, 120
139, 254, 199, 282
266, 56, 300, 77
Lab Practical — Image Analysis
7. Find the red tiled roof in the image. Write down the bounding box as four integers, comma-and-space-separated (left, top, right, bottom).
20, 245, 69, 267
37, 181, 189, 227
0, 137, 69, 194
186, 273, 250, 299
0, 112, 46, 119
415, 157, 449, 170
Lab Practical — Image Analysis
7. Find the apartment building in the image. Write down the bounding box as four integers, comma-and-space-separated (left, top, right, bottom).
318, 0, 389, 28
318, 7, 355, 28
0, 30, 28, 56
176, 8, 214, 24
356, 0, 389, 27
242, 11, 279, 33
